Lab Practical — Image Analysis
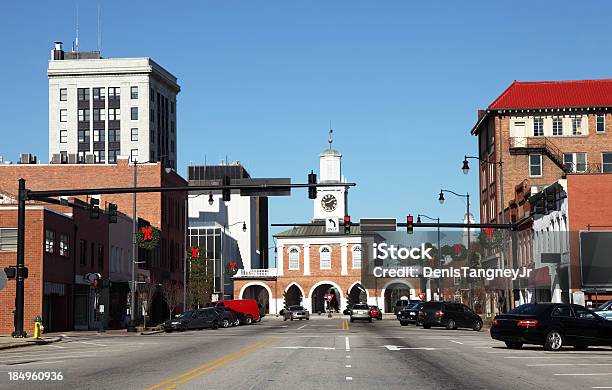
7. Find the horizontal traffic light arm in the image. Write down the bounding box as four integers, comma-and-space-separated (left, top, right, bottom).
25, 182, 356, 199
271, 222, 516, 229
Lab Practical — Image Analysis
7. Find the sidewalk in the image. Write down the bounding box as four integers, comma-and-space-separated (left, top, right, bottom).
0, 335, 63, 350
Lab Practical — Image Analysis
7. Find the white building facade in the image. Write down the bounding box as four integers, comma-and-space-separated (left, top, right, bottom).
47, 42, 180, 169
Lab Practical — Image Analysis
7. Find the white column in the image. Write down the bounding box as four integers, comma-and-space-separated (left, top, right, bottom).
341, 243, 348, 276
303, 244, 310, 276
277, 244, 284, 276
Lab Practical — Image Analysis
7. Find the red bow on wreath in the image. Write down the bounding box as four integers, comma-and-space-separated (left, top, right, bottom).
191, 247, 200, 258
454, 244, 462, 254
141, 227, 153, 241
229, 262, 237, 271
483, 228, 494, 241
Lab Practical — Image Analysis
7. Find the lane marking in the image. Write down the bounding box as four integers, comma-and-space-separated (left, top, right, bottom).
145, 340, 271, 390
450, 340, 464, 345
76, 341, 108, 347
529, 364, 612, 367
384, 345, 440, 351
297, 325, 308, 330
276, 346, 335, 350
345, 336, 350, 352
49, 345, 65, 349
345, 365, 352, 368
346, 355, 351, 358
554, 373, 612, 376
346, 377, 353, 381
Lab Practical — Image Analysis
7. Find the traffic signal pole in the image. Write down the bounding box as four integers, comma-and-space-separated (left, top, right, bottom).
11, 178, 353, 337
12, 179, 27, 337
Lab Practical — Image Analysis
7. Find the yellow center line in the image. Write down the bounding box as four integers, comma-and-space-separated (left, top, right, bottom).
145, 340, 271, 390
164, 340, 272, 389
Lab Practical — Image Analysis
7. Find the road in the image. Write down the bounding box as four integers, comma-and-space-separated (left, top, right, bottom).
1, 317, 612, 389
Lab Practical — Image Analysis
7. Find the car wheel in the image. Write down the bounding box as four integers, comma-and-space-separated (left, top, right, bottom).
306, 317, 309, 320
211, 321, 219, 330
505, 342, 523, 349
245, 316, 253, 325
544, 330, 564, 351
222, 319, 230, 328
164, 329, 173, 333
423, 324, 431, 329
350, 317, 354, 323
290, 317, 294, 321
234, 320, 240, 326
400, 321, 409, 326
473, 320, 483, 331
446, 319, 456, 330
283, 317, 287, 321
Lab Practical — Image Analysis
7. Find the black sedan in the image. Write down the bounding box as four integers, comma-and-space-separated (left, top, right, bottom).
491, 303, 612, 351
162, 308, 220, 332
398, 302, 424, 326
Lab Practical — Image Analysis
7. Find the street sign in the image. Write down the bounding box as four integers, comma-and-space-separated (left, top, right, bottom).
0, 268, 7, 291
325, 294, 333, 302
360, 218, 397, 232
325, 218, 339, 233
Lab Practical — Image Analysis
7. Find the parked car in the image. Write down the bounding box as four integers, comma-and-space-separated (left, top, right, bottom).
210, 300, 260, 324
369, 305, 382, 320
419, 302, 482, 331
594, 300, 612, 320
491, 303, 612, 351
393, 299, 421, 316
398, 302, 424, 326
283, 305, 310, 321
162, 308, 220, 332
350, 303, 372, 323
214, 307, 240, 328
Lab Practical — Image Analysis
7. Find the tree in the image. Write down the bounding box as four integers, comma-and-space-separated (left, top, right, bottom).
138, 281, 157, 329
187, 259, 215, 309
160, 281, 182, 320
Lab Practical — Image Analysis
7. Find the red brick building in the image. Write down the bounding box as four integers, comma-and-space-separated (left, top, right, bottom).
0, 157, 187, 334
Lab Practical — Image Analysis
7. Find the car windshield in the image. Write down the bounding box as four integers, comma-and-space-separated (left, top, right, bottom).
595, 300, 612, 310
289, 306, 304, 311
508, 304, 549, 315
177, 311, 192, 318
353, 304, 368, 310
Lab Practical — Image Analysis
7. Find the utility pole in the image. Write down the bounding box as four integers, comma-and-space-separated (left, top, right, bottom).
128, 161, 138, 332
12, 179, 26, 337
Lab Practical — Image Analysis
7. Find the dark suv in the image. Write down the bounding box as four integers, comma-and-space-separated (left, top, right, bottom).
419, 302, 482, 331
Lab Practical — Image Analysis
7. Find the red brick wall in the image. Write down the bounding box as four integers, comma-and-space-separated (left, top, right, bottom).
0, 208, 44, 335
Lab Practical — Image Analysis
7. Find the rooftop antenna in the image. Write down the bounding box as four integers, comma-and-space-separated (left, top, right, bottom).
75, 3, 79, 58
328, 120, 335, 150
97, 2, 102, 54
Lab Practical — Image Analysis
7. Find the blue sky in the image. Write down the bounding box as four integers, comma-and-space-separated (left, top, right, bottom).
2, 1, 612, 240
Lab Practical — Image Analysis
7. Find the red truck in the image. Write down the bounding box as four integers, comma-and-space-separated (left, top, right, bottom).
211, 300, 260, 324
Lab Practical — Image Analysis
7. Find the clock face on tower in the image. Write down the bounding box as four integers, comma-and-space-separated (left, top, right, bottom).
321, 194, 337, 212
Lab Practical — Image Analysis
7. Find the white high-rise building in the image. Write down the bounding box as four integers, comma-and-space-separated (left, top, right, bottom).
47, 42, 180, 169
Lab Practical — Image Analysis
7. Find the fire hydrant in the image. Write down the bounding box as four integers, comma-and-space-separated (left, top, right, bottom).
33, 315, 44, 339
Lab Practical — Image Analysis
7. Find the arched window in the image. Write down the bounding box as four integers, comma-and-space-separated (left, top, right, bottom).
288, 247, 299, 270
319, 246, 331, 270
352, 245, 362, 269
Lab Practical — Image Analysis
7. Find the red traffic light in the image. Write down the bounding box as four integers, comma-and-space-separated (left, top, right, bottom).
407, 214, 414, 234
343, 215, 351, 234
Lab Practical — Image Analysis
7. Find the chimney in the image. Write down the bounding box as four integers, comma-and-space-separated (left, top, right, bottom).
51, 41, 64, 61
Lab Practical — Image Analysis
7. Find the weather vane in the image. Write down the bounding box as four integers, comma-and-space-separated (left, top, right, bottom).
328, 120, 334, 149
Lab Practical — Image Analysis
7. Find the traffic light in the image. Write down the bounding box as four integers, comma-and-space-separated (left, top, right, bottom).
90, 197, 100, 219
407, 214, 414, 234
107, 203, 117, 224
308, 171, 317, 199
4, 266, 16, 279
545, 187, 557, 213
344, 215, 351, 234
222, 176, 231, 203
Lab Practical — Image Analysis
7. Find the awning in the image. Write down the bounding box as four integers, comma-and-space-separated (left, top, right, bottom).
528, 267, 551, 288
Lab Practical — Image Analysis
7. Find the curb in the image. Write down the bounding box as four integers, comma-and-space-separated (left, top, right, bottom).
0, 336, 63, 351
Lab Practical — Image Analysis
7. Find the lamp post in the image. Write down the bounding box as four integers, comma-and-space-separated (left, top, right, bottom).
462, 155, 510, 312
439, 189, 471, 306
417, 214, 440, 300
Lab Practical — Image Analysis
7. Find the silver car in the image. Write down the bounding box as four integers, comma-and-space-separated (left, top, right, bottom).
284, 305, 310, 321
350, 303, 372, 323
594, 300, 612, 320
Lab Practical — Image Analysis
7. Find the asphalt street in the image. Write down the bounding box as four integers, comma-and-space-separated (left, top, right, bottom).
1, 317, 612, 389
